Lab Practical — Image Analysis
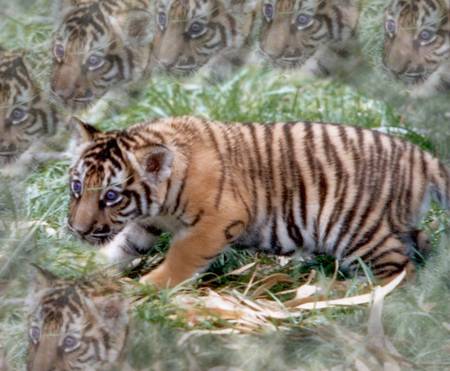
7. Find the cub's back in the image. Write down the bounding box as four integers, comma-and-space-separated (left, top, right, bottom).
130, 117, 438, 223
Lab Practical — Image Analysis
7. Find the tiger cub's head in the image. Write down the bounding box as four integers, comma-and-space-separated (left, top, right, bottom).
50, 0, 153, 112
0, 50, 58, 167
67, 118, 174, 244
152, 0, 253, 75
383, 0, 450, 85
259, 0, 358, 68
27, 266, 129, 371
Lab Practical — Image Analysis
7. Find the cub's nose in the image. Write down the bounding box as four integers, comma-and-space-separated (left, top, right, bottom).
67, 220, 92, 237
0, 143, 17, 153
51, 83, 74, 102
91, 225, 111, 237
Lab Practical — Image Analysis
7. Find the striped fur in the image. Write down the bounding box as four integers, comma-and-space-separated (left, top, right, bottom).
383, 0, 450, 97
258, 0, 360, 75
0, 50, 59, 168
50, 0, 153, 112
68, 116, 449, 288
152, 0, 258, 77
27, 267, 129, 371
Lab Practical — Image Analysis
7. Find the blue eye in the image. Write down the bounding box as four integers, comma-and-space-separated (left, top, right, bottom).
54, 43, 65, 61
386, 19, 396, 34
29, 326, 40, 344
188, 22, 205, 37
297, 14, 312, 27
10, 108, 28, 124
62, 335, 79, 351
263, 4, 274, 21
71, 180, 82, 195
87, 55, 104, 70
105, 190, 120, 203
419, 30, 435, 43
158, 12, 167, 29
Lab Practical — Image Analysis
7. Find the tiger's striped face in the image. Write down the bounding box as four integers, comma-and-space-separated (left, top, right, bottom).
67, 120, 169, 244
27, 268, 129, 371
259, 0, 356, 68
0, 51, 58, 166
383, 0, 450, 85
51, 0, 152, 112
153, 0, 242, 75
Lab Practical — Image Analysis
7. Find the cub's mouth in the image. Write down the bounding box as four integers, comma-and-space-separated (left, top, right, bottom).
83, 232, 116, 246
167, 63, 200, 76
50, 89, 99, 112
397, 71, 429, 85
0, 152, 19, 165
270, 56, 307, 69
67, 223, 120, 246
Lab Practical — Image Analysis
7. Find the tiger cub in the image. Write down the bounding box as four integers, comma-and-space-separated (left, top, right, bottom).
27, 266, 129, 371
50, 0, 153, 112
67, 116, 449, 288
0, 49, 62, 177
152, 0, 258, 78
383, 0, 450, 98
258, 0, 360, 76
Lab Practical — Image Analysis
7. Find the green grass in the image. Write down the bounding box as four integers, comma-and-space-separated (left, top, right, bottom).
1, 1, 450, 370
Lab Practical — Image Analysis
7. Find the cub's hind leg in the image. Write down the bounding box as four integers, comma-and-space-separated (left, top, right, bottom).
403, 229, 432, 259
341, 233, 416, 283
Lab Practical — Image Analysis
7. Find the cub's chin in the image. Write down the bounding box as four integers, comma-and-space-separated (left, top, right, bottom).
82, 233, 118, 246
0, 153, 19, 166
271, 57, 309, 70
398, 73, 429, 86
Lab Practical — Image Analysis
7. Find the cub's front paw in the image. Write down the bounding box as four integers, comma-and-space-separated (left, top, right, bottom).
139, 265, 174, 289
98, 242, 135, 270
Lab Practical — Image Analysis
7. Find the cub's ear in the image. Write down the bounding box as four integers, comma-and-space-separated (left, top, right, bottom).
27, 265, 59, 310
91, 294, 129, 331
110, 9, 154, 46
53, 0, 80, 18
134, 145, 174, 183
29, 264, 58, 291
70, 117, 101, 144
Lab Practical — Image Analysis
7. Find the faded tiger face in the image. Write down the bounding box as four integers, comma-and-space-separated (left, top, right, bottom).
259, 0, 342, 68
27, 266, 129, 371
383, 0, 450, 85
0, 51, 57, 166
67, 119, 173, 245
152, 0, 239, 75
51, 1, 152, 111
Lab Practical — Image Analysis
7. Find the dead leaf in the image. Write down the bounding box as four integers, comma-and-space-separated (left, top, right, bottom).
170, 270, 407, 333
284, 284, 324, 307
225, 262, 256, 276
251, 273, 293, 298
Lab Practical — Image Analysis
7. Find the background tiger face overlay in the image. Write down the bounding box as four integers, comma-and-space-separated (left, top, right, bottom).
50, 0, 153, 112
152, 0, 256, 75
27, 267, 129, 371
259, 0, 359, 70
0, 50, 58, 167
383, 0, 450, 91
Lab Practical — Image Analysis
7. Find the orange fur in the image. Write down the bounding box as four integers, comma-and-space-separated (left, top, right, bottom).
68, 116, 449, 288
